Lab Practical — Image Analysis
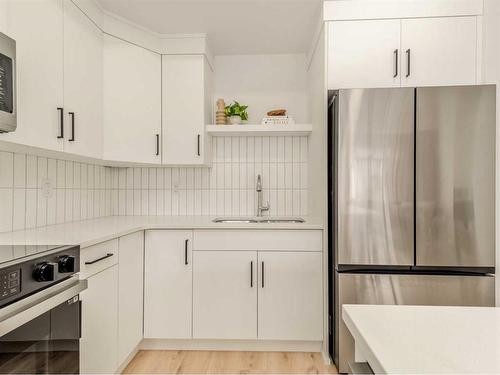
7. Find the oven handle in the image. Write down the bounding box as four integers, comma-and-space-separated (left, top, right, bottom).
0, 278, 87, 337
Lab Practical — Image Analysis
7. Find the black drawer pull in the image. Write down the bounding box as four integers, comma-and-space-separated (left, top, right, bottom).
85, 253, 114, 265
184, 239, 189, 265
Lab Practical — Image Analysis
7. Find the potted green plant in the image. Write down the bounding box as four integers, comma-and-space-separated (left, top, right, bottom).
224, 101, 249, 125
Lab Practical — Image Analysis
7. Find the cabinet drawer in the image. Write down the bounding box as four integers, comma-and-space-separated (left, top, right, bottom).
80, 239, 119, 278
193, 230, 322, 252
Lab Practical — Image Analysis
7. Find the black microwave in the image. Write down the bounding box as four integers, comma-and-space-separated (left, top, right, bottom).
0, 32, 15, 133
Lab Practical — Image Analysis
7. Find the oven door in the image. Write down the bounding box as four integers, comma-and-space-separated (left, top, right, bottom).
0, 279, 87, 374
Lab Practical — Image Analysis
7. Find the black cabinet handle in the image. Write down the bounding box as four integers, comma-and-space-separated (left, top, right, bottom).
85, 253, 113, 265
57, 107, 64, 139
197, 134, 201, 156
261, 261, 264, 288
68, 112, 75, 142
184, 239, 189, 265
393, 49, 398, 78
250, 261, 253, 288
406, 49, 411, 78
156, 134, 160, 156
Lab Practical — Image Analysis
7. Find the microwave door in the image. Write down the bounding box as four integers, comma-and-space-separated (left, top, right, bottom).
337, 88, 415, 267
415, 85, 496, 269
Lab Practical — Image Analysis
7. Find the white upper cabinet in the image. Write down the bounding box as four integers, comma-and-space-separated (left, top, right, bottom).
103, 35, 161, 164
328, 16, 479, 89
63, 0, 103, 159
162, 55, 213, 165
401, 17, 477, 87
328, 19, 401, 89
2, 0, 64, 151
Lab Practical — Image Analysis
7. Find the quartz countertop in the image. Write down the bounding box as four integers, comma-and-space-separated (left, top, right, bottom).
343, 304, 500, 374
0, 216, 323, 248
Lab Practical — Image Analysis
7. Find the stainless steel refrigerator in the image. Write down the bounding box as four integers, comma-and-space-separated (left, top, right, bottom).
327, 86, 496, 373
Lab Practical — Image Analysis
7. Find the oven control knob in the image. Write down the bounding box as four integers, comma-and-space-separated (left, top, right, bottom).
58, 255, 75, 273
33, 262, 55, 282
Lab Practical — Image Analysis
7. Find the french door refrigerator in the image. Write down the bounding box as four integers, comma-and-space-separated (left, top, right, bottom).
327, 86, 496, 373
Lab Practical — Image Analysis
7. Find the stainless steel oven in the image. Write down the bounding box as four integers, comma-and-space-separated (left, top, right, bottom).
0, 32, 16, 133
0, 245, 86, 374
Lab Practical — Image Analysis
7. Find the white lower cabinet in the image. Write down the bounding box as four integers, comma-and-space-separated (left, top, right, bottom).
141, 229, 323, 344
258, 252, 323, 341
80, 265, 119, 374
193, 251, 258, 339
144, 230, 193, 338
118, 232, 144, 364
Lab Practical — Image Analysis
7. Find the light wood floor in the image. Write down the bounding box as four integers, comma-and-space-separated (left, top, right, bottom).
123, 350, 338, 374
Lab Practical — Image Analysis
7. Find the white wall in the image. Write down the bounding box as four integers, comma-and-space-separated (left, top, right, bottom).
214, 54, 309, 124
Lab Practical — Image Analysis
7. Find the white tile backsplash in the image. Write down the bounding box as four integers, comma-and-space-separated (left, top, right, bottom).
0, 152, 113, 233
0, 135, 308, 232
111, 136, 308, 217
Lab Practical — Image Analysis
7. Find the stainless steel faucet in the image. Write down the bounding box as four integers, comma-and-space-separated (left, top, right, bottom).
256, 174, 270, 217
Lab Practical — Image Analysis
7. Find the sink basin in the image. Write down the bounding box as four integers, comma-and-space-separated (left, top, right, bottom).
213, 217, 305, 224
212, 217, 259, 223
258, 218, 306, 223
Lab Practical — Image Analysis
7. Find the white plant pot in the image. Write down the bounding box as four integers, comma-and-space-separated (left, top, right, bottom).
229, 116, 242, 125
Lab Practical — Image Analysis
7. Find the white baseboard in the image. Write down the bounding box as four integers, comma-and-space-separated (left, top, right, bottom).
115, 343, 141, 374
140, 339, 323, 353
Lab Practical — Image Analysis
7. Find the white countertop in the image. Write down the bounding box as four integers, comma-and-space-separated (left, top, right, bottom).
343, 304, 500, 374
0, 216, 323, 248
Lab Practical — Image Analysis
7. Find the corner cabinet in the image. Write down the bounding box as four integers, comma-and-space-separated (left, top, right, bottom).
162, 55, 213, 165
103, 35, 161, 164
328, 16, 479, 89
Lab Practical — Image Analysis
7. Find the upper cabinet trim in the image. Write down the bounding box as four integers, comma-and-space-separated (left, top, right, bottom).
71, 0, 215, 68
324, 0, 483, 21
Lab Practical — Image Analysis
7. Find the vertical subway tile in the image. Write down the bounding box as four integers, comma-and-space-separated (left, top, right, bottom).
0, 188, 13, 232
26, 189, 37, 228
194, 190, 202, 215
13, 154, 26, 188
141, 189, 148, 215
37, 157, 47, 188
292, 137, 301, 163
141, 168, 149, 189
133, 168, 141, 189
65, 161, 73, 189
47, 159, 56, 185
56, 189, 65, 224
156, 169, 164, 189
300, 137, 308, 162
284, 137, 293, 162
81, 164, 88, 189
12, 189, 25, 231
0, 152, 13, 188
125, 168, 133, 189
47, 191, 56, 225
56, 160, 65, 188
26, 155, 37, 188
186, 168, 194, 189
148, 168, 156, 189
73, 163, 81, 189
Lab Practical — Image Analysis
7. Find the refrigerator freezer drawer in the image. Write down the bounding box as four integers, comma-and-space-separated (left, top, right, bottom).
337, 88, 415, 266
336, 272, 495, 373
416, 85, 496, 268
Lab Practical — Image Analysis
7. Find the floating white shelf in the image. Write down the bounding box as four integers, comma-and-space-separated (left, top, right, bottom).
206, 124, 312, 136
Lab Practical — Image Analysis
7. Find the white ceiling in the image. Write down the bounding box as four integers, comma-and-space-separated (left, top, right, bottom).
96, 0, 323, 55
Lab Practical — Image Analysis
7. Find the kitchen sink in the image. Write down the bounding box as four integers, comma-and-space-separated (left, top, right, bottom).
213, 217, 305, 224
